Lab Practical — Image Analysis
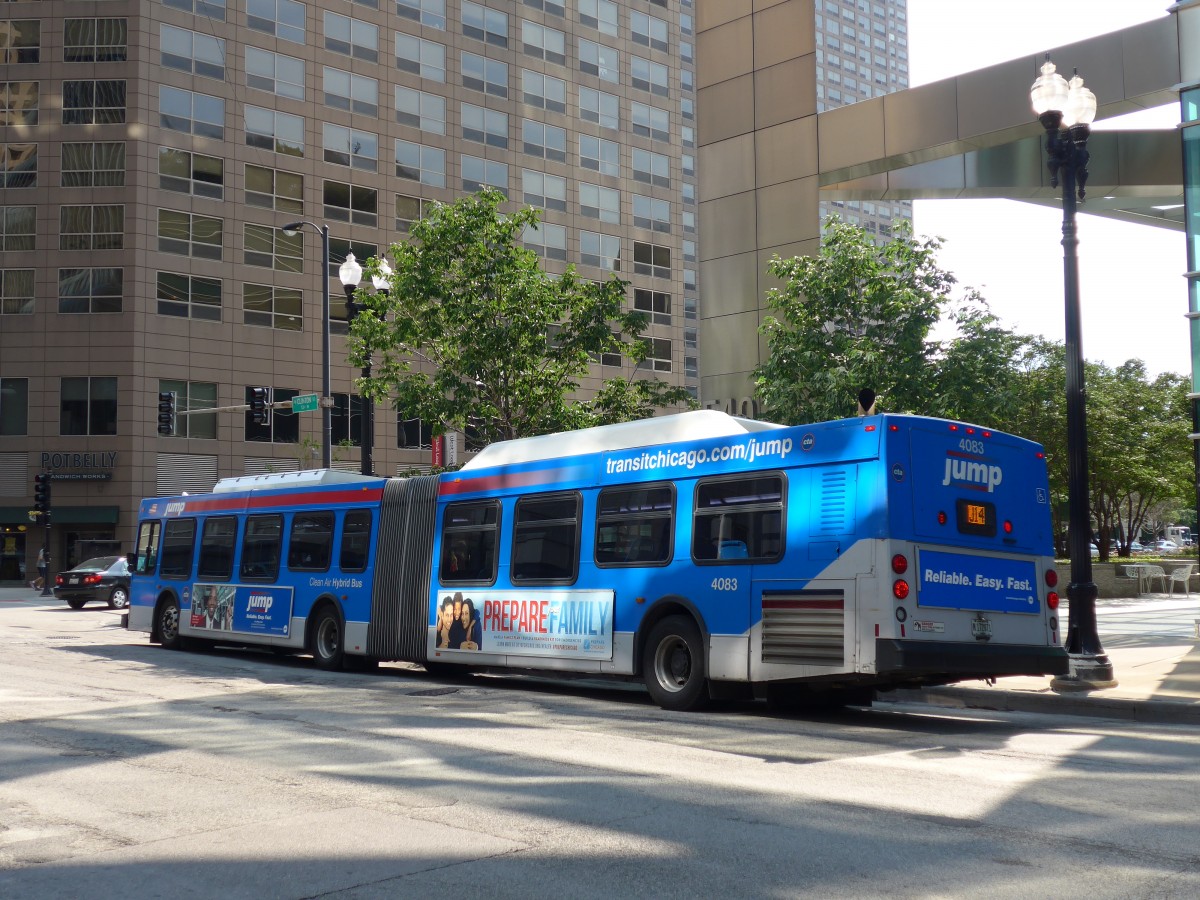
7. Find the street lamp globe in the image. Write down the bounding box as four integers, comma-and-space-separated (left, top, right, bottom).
338, 252, 362, 290
371, 258, 394, 293
1030, 57, 1069, 116
1064, 75, 1097, 127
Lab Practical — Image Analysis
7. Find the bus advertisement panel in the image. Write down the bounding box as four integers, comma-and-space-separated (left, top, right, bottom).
433, 589, 614, 659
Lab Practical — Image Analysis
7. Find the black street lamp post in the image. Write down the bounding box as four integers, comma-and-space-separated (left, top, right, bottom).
338, 254, 392, 477
1030, 56, 1116, 690
280, 221, 332, 469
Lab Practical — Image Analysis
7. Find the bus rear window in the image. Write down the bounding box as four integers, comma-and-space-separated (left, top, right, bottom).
693, 474, 785, 563
160, 518, 197, 579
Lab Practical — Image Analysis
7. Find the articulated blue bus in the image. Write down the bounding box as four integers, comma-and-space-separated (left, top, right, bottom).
127, 410, 1067, 710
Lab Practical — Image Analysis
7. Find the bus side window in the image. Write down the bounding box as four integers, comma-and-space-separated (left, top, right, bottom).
133, 520, 161, 575
339, 509, 372, 573
439, 500, 499, 584
159, 518, 197, 579
512, 492, 580, 583
692, 474, 786, 564
288, 512, 334, 572
197, 516, 238, 581
595, 484, 674, 567
240, 514, 283, 581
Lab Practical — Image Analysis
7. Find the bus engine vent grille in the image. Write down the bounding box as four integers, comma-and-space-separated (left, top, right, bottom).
761, 591, 845, 666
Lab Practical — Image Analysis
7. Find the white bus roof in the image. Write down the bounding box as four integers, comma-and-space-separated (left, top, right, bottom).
212, 469, 379, 493
461, 410, 784, 470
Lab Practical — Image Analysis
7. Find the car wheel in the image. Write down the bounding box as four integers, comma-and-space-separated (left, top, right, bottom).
311, 606, 345, 671
642, 615, 709, 711
67, 598, 86, 610
157, 596, 182, 650
108, 586, 129, 609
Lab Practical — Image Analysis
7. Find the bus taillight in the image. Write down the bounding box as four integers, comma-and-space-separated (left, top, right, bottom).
937, 511, 947, 525
1045, 569, 1058, 587
1003, 520, 1013, 534
892, 579, 909, 600
891, 554, 908, 574
1046, 592, 1060, 610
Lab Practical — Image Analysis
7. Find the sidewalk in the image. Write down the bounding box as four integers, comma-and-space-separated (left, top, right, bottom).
3, 585, 1198, 723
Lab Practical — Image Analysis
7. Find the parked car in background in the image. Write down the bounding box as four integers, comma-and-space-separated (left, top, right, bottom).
1151, 539, 1181, 554
1127, 541, 1146, 554
54, 556, 130, 609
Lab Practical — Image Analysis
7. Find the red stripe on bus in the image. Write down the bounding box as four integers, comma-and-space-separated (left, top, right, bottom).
762, 598, 844, 610
439, 469, 563, 496
178, 487, 383, 513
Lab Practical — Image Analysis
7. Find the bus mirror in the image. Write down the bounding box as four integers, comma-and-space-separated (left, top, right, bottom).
126, 551, 137, 570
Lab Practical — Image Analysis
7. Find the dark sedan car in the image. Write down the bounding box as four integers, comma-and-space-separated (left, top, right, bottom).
54, 556, 130, 609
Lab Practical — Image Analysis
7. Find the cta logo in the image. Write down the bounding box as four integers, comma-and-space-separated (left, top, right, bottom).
942, 458, 1002, 492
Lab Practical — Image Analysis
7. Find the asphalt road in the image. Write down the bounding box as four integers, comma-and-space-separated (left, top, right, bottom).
2, 596, 1199, 899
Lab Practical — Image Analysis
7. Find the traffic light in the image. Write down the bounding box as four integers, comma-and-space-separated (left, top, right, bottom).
157, 391, 177, 435
250, 386, 272, 426
33, 473, 51, 515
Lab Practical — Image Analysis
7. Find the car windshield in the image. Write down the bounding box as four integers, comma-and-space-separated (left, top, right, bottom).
76, 556, 120, 571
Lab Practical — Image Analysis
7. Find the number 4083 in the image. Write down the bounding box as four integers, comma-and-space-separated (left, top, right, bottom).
711, 577, 738, 591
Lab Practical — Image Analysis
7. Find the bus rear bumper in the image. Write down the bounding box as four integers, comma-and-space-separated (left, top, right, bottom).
875, 639, 1069, 679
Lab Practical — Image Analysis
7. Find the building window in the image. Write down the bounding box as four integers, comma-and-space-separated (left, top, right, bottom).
395, 195, 432, 233
398, 416, 434, 449
1, 82, 39, 126
160, 86, 223, 139
580, 231, 619, 272
632, 56, 669, 97
245, 106, 303, 156
0, 206, 35, 252
158, 210, 222, 260
461, 155, 507, 193
244, 386, 300, 442
682, 183, 695, 206
157, 272, 222, 321
462, 52, 508, 98
246, 47, 305, 100
462, 1, 507, 46
630, 11, 668, 52
0, 377, 29, 435
397, 0, 445, 29
159, 380, 218, 438
395, 140, 446, 187
243, 286, 303, 332
0, 270, 34, 316
1, 143, 35, 189
160, 25, 225, 80
60, 377, 117, 437
682, 125, 694, 148
158, 148, 223, 200
323, 67, 378, 116
63, 80, 126, 124
521, 70, 565, 113
524, 0, 565, 17
632, 148, 670, 188
645, 338, 672, 372
64, 18, 127, 62
462, 103, 509, 149
522, 222, 567, 261
60, 205, 124, 251
634, 287, 670, 325
579, 0, 618, 36
579, 135, 619, 178
633, 241, 671, 279
58, 268, 123, 313
683, 239, 696, 263
62, 142, 124, 188
578, 38, 618, 82
680, 13, 693, 36
521, 170, 566, 212
245, 165, 302, 214
580, 182, 619, 224
682, 153, 695, 177
395, 86, 446, 134
681, 41, 693, 64
244, 224, 301, 272
681, 97, 694, 120
521, 119, 565, 162
579, 86, 619, 130
685, 326, 697, 350
324, 12, 378, 62
683, 210, 696, 235
633, 194, 670, 233
0, 21, 39, 64
322, 123, 378, 171
165, 0, 228, 18
684, 267, 697, 291
522, 21, 566, 65
247, 0, 305, 44
395, 33, 445, 81
323, 181, 378, 226
631, 101, 670, 143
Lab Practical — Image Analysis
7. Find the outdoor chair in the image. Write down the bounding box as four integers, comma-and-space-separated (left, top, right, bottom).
1167, 563, 1197, 597
1143, 564, 1168, 594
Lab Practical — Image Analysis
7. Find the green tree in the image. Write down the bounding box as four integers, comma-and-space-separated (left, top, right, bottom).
347, 190, 692, 445
754, 217, 1028, 425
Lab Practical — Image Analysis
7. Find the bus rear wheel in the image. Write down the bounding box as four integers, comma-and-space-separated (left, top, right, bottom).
643, 615, 708, 712
311, 607, 345, 671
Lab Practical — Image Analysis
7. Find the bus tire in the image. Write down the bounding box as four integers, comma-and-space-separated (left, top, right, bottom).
311, 607, 345, 671
157, 596, 182, 650
643, 615, 709, 712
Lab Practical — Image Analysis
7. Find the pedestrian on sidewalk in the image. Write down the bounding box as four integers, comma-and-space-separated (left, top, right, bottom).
30, 547, 46, 591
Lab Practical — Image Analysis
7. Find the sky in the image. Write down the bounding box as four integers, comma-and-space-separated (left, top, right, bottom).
905, 1, 1189, 379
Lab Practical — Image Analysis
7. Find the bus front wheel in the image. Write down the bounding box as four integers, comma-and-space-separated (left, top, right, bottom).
157, 597, 182, 650
642, 615, 708, 712
311, 607, 345, 671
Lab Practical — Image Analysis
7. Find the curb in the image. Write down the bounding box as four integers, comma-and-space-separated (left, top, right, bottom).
881, 686, 1200, 726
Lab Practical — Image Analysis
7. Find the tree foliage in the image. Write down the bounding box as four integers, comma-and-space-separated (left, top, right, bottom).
347, 189, 693, 445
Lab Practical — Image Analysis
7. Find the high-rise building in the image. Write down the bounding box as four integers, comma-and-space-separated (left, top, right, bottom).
814, 0, 910, 235
0, 0, 697, 572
